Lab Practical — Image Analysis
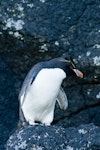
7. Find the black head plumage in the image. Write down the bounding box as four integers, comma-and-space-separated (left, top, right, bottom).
48, 56, 77, 77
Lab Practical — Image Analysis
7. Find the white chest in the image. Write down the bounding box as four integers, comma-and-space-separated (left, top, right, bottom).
22, 68, 66, 123
30, 68, 66, 98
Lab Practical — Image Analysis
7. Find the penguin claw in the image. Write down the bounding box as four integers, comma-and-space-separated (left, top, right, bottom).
28, 120, 37, 126
45, 123, 51, 126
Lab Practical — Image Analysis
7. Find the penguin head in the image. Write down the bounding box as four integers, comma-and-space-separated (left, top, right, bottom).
60, 56, 83, 78
49, 56, 83, 78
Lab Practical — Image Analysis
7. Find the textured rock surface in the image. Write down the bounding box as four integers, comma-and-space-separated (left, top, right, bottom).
0, 57, 20, 150
6, 124, 100, 150
0, 0, 100, 80
0, 0, 100, 149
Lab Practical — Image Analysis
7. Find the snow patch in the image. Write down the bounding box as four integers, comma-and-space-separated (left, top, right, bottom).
9, 31, 13, 35
14, 141, 27, 149
8, 31, 23, 39
39, 44, 48, 52
86, 51, 91, 56
87, 89, 92, 95
17, 4, 24, 11
96, 92, 100, 99
14, 31, 23, 39
66, 145, 74, 150
29, 145, 43, 150
44, 132, 49, 138
5, 18, 24, 30
93, 44, 100, 49
93, 56, 100, 66
40, 0, 46, 3
87, 91, 90, 95
55, 41, 59, 46
27, 3, 34, 8
94, 76, 97, 79
78, 55, 82, 59
78, 129, 87, 134
21, 0, 27, 3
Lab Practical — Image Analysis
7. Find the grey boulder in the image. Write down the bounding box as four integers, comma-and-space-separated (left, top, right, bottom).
6, 124, 100, 150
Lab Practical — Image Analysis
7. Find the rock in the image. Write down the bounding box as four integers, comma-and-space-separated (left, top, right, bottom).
6, 124, 100, 150
56, 106, 100, 128
54, 84, 100, 127
0, 0, 100, 149
0, 57, 19, 150
0, 0, 99, 82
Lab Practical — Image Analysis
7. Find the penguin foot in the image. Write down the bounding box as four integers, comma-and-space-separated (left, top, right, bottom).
30, 123, 38, 126
41, 121, 51, 126
45, 123, 51, 126
28, 120, 37, 126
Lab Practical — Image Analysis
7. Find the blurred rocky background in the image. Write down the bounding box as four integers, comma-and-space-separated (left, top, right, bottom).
0, 0, 100, 149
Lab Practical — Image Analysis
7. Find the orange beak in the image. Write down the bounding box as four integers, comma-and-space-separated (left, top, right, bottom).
73, 69, 83, 78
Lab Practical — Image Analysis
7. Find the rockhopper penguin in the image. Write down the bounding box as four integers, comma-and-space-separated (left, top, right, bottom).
19, 57, 83, 126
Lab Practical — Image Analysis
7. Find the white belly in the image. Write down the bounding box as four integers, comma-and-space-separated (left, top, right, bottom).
22, 68, 66, 125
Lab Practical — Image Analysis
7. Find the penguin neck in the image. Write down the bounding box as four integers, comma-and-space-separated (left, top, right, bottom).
38, 68, 66, 82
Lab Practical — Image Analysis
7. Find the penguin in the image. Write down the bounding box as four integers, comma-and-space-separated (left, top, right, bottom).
18, 56, 83, 126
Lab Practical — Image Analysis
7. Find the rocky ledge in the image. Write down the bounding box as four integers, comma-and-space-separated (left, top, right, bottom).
6, 124, 100, 150
0, 0, 100, 149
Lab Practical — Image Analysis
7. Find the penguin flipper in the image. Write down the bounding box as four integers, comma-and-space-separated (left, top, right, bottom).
18, 62, 46, 127
56, 87, 68, 110
19, 62, 47, 105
